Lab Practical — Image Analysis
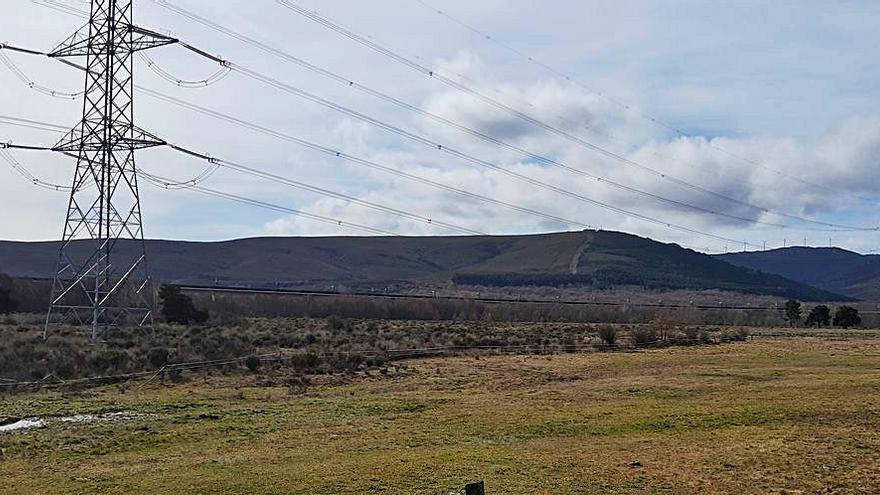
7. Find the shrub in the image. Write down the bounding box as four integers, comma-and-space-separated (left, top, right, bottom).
681, 326, 706, 344
630, 326, 659, 347
650, 316, 677, 341
0, 287, 16, 315
87, 348, 129, 373
244, 356, 261, 372
147, 347, 170, 369
325, 315, 352, 331
597, 325, 617, 348
720, 328, 749, 342
286, 375, 311, 395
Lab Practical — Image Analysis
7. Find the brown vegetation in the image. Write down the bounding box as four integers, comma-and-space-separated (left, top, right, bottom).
0, 317, 748, 393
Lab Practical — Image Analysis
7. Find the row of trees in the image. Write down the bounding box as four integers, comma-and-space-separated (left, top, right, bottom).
0, 281, 872, 330
784, 300, 861, 328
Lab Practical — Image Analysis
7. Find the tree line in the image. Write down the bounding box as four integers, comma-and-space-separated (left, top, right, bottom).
783, 300, 862, 328
0, 279, 873, 329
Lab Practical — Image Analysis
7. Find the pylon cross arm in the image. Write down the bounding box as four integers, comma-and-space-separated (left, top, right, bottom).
52, 125, 167, 153
49, 23, 177, 58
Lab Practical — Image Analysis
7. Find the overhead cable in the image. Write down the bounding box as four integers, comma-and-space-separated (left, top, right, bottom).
270, 0, 868, 229
411, 0, 849, 198
137, 85, 763, 249
138, 51, 231, 88
166, 143, 487, 236
140, 170, 399, 236
0, 147, 71, 191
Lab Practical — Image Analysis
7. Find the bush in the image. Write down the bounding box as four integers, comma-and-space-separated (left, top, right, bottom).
650, 316, 677, 341
147, 347, 170, 369
244, 356, 261, 372
680, 326, 708, 344
720, 328, 749, 342
286, 375, 311, 395
87, 348, 129, 373
630, 326, 659, 347
0, 287, 16, 315
597, 325, 617, 348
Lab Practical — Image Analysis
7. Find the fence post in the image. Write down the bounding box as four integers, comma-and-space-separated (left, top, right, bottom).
465, 480, 485, 495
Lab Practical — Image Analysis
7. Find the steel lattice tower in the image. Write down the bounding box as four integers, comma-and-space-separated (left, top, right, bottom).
45, 0, 176, 339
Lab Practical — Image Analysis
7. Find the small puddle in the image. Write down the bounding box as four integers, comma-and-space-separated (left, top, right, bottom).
0, 412, 138, 434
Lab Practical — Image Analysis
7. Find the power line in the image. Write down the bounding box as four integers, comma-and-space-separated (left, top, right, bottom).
0, 147, 71, 191
136, 85, 764, 249
1, 117, 482, 237
0, 44, 835, 250
0, 46, 479, 237
140, 170, 400, 236
0, 113, 69, 133
28, 2, 867, 236
166, 144, 487, 236
13, 2, 862, 251
138, 51, 231, 88
143, 160, 220, 190
141, 4, 871, 233
135, 86, 605, 232
0, 110, 600, 239
0, 51, 83, 99
0, 121, 408, 237
270, 0, 873, 231
29, 0, 86, 18
411, 0, 853, 200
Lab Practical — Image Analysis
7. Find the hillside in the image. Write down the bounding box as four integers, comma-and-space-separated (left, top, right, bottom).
718, 247, 880, 300
0, 230, 849, 301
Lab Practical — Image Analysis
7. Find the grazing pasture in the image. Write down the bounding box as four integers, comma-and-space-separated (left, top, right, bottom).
2, 332, 879, 494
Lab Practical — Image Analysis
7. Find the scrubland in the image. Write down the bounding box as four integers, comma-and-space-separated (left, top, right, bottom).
2, 321, 879, 494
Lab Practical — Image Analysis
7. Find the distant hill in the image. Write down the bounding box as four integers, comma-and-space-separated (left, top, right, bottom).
718, 247, 880, 300
0, 230, 849, 301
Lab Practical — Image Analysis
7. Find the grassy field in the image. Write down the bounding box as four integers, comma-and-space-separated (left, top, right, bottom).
2, 336, 880, 494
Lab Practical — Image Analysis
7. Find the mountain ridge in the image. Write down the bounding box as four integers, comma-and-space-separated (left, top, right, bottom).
718, 247, 880, 300
0, 230, 851, 301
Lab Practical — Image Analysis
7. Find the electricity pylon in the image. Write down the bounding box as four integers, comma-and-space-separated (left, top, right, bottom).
44, 0, 176, 339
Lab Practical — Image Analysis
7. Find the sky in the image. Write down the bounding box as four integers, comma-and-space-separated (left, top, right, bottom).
1, 0, 879, 253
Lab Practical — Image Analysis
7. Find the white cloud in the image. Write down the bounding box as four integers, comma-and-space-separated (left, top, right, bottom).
0, 0, 879, 254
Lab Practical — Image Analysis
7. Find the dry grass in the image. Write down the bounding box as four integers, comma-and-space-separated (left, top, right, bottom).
2, 336, 880, 494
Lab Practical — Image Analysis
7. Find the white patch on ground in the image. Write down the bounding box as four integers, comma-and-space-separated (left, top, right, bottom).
0, 418, 46, 433
0, 412, 140, 434
59, 412, 137, 424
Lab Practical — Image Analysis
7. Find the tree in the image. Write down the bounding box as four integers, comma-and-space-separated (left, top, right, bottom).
805, 305, 831, 327
833, 306, 861, 329
159, 284, 208, 325
784, 299, 802, 327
